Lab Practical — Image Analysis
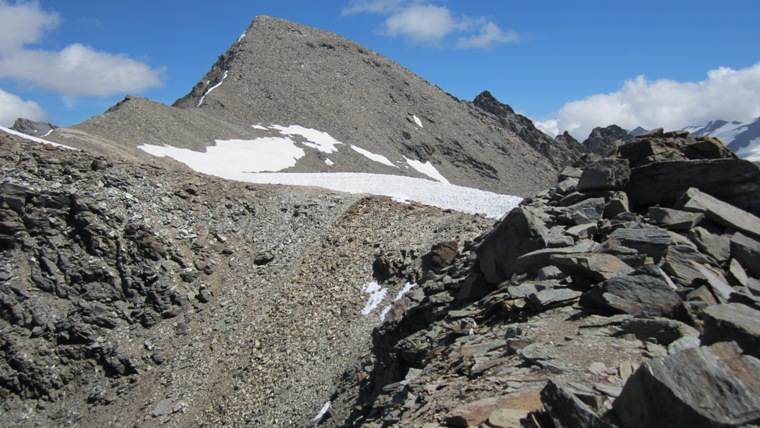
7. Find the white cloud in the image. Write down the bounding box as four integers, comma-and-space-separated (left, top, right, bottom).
384, 4, 455, 45
0, 1, 59, 54
0, 1, 163, 96
0, 44, 165, 96
545, 62, 760, 140
456, 22, 519, 50
342, 0, 405, 15
0, 88, 46, 127
344, 1, 519, 50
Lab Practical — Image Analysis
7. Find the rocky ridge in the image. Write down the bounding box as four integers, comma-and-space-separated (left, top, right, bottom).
322, 129, 760, 427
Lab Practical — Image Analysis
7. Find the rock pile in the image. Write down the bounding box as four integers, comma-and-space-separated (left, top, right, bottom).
338, 129, 760, 427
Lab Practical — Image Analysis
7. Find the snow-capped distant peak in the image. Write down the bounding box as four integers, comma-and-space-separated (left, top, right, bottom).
683, 116, 760, 158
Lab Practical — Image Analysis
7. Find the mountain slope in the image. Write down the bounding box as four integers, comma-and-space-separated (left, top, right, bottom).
49, 15, 578, 198
684, 117, 760, 161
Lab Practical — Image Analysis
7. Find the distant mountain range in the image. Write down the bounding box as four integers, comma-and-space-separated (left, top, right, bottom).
683, 117, 760, 161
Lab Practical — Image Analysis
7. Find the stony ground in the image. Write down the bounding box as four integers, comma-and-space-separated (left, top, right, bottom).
0, 132, 492, 427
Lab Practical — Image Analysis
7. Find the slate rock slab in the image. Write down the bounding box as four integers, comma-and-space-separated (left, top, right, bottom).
580, 266, 684, 318
702, 303, 760, 359
613, 342, 760, 428
540, 381, 616, 428
676, 187, 760, 239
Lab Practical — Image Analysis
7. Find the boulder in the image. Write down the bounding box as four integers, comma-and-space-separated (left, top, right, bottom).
540, 381, 615, 428
613, 342, 760, 428
580, 266, 684, 318
477, 206, 554, 283
623, 154, 760, 215
576, 158, 631, 191
702, 303, 760, 358
661, 245, 718, 288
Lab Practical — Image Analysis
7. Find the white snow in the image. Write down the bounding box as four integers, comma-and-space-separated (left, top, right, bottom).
405, 156, 450, 184
240, 172, 520, 219
325, 158, 334, 166
709, 121, 749, 143
313, 401, 331, 423
138, 124, 522, 219
271, 125, 342, 153
737, 137, 760, 162
0, 125, 76, 150
351, 145, 396, 167
251, 124, 268, 131
413, 115, 423, 128
237, 32, 246, 42
197, 70, 228, 107
361, 282, 387, 316
379, 282, 416, 321
139, 137, 305, 174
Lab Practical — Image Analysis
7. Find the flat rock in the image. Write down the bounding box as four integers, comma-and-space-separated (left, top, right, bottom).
580, 266, 684, 318
515, 240, 597, 277
675, 187, 760, 239
620, 317, 699, 346
551, 252, 634, 282
662, 244, 718, 288
609, 227, 672, 260
648, 206, 703, 231
613, 341, 760, 428
689, 226, 731, 263
702, 303, 760, 358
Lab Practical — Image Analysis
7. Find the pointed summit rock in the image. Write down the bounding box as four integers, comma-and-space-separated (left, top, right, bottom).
49, 15, 579, 197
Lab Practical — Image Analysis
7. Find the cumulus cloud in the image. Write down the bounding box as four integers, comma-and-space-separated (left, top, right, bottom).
456, 22, 519, 50
543, 62, 760, 140
0, 88, 46, 127
383, 4, 457, 45
0, 1, 164, 96
342, 0, 519, 49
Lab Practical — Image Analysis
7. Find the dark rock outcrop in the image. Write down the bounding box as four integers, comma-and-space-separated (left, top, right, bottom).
10, 118, 57, 137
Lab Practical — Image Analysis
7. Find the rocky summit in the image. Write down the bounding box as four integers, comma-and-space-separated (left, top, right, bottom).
3, 13, 760, 428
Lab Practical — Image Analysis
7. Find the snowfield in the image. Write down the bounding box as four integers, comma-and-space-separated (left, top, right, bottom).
0, 126, 76, 150
138, 124, 522, 219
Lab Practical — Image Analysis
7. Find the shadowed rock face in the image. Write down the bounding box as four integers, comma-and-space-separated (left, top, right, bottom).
48, 15, 578, 198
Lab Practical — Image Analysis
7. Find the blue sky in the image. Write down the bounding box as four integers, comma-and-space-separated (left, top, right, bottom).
1, 0, 759, 139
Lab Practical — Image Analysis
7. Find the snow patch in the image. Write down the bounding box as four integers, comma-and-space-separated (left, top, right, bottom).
238, 32, 246, 42
139, 137, 304, 174
251, 124, 268, 131
379, 282, 416, 321
137, 124, 522, 218
413, 115, 423, 128
271, 125, 342, 153
197, 70, 228, 107
240, 172, 520, 219
0, 126, 76, 150
361, 282, 387, 316
313, 401, 331, 423
405, 157, 449, 184
351, 145, 396, 167
325, 158, 334, 166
